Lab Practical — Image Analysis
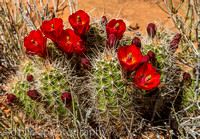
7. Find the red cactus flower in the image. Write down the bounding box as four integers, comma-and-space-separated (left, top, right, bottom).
106, 19, 126, 40
68, 10, 90, 38
61, 92, 72, 106
117, 44, 143, 71
27, 74, 34, 82
57, 29, 76, 54
132, 36, 141, 48
27, 90, 40, 100
106, 34, 117, 48
24, 30, 47, 58
7, 94, 17, 103
140, 55, 149, 65
40, 18, 63, 42
81, 58, 91, 69
147, 23, 157, 38
57, 29, 86, 56
134, 62, 160, 91
73, 41, 87, 56
101, 16, 107, 25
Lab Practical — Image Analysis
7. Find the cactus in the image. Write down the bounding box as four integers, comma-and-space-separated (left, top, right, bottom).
2, 0, 198, 136
86, 21, 107, 54
6, 58, 73, 122
135, 26, 185, 119
91, 49, 130, 120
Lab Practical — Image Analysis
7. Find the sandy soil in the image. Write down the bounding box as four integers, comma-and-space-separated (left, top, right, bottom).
57, 0, 185, 33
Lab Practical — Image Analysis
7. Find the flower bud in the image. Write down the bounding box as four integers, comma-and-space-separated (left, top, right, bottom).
169, 34, 182, 51
61, 92, 72, 105
27, 90, 40, 100
106, 34, 117, 48
147, 51, 157, 63
183, 72, 191, 80
193, 67, 197, 74
147, 23, 157, 38
7, 94, 17, 103
170, 39, 180, 51
132, 36, 141, 48
140, 55, 149, 65
173, 33, 182, 40
81, 58, 92, 70
100, 16, 107, 25
27, 74, 34, 82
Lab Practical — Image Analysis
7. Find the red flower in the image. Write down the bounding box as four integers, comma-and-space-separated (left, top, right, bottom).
73, 41, 87, 56
57, 29, 75, 54
40, 18, 63, 42
57, 29, 86, 56
134, 62, 160, 91
24, 30, 47, 58
106, 19, 126, 40
117, 44, 143, 71
68, 10, 90, 38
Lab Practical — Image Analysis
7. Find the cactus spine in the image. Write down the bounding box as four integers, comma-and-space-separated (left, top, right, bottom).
92, 49, 129, 119
7, 58, 73, 122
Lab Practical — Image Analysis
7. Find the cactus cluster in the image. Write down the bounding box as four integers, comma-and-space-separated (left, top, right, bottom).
136, 27, 184, 117
2, 6, 196, 137
6, 58, 73, 123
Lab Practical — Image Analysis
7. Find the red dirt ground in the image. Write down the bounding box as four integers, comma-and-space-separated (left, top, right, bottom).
57, 0, 185, 33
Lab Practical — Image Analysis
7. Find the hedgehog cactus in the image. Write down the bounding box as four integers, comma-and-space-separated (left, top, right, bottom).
135, 25, 184, 117
6, 58, 73, 122
2, 5, 197, 137
92, 49, 130, 120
